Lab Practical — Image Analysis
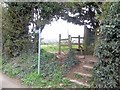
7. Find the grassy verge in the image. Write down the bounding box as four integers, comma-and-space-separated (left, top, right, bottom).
41, 44, 68, 53
2, 47, 80, 88
41, 44, 79, 53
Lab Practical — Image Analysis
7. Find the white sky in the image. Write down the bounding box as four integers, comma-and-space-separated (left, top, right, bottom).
41, 18, 84, 43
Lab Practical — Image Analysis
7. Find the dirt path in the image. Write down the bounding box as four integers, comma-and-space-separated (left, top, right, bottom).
0, 72, 27, 88
64, 55, 97, 87
55, 53, 97, 87
65, 55, 96, 78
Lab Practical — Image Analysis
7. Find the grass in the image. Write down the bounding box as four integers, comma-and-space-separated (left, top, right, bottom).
22, 71, 74, 88
41, 44, 69, 53
2, 63, 21, 77
41, 44, 80, 53
2, 46, 80, 88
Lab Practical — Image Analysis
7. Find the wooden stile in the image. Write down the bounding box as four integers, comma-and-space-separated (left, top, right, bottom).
59, 34, 84, 55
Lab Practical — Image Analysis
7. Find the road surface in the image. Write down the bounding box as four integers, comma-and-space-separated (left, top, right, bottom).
0, 73, 26, 89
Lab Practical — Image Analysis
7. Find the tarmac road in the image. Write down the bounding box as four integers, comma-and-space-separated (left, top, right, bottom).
0, 73, 25, 89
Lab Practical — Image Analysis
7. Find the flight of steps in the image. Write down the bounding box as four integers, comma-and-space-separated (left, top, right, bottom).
65, 56, 97, 87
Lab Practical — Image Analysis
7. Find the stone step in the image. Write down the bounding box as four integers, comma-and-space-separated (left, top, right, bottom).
89, 59, 97, 63
84, 59, 97, 63
83, 65, 93, 71
84, 60, 97, 66
74, 72, 92, 78
76, 55, 85, 59
66, 78, 90, 87
88, 60, 97, 64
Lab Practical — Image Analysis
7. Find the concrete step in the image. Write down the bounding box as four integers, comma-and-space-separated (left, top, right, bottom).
74, 72, 92, 78
66, 78, 90, 87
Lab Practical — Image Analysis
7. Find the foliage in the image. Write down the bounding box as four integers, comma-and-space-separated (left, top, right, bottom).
2, 3, 33, 58
2, 2, 105, 87
0, 57, 2, 71
61, 2, 102, 30
22, 71, 77, 88
2, 49, 55, 76
63, 49, 79, 74
2, 48, 79, 88
2, 63, 21, 77
2, 2, 103, 58
41, 44, 69, 53
74, 73, 82, 79
2, 2, 62, 58
93, 2, 120, 88
100, 2, 112, 22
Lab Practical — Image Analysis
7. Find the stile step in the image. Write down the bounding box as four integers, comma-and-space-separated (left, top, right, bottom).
77, 55, 85, 59
74, 72, 92, 78
66, 78, 90, 87
83, 65, 93, 69
89, 60, 97, 64
84, 60, 97, 66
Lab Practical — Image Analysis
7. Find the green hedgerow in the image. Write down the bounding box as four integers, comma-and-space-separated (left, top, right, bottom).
93, 2, 120, 88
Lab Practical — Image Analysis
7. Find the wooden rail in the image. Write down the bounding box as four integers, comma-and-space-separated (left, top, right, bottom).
59, 34, 84, 54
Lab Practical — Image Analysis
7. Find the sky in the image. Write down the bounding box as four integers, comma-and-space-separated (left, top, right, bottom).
41, 18, 84, 43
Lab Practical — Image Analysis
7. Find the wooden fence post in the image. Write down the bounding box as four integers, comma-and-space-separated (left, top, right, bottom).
68, 35, 72, 51
59, 34, 61, 54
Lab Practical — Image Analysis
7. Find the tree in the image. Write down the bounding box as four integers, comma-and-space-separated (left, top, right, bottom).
93, 2, 120, 88
61, 2, 102, 30
2, 2, 103, 58
34, 2, 103, 55
2, 2, 34, 58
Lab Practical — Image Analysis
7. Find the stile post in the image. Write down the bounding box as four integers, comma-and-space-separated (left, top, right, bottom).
68, 35, 72, 51
59, 34, 61, 54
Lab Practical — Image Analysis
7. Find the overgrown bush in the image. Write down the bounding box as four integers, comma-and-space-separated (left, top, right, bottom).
2, 3, 32, 58
63, 49, 79, 74
22, 71, 75, 88
93, 2, 120, 88
2, 48, 80, 87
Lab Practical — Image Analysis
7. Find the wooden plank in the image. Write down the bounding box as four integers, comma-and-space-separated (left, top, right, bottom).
71, 37, 78, 38
68, 35, 72, 51
80, 37, 84, 39
61, 39, 69, 41
71, 37, 84, 39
